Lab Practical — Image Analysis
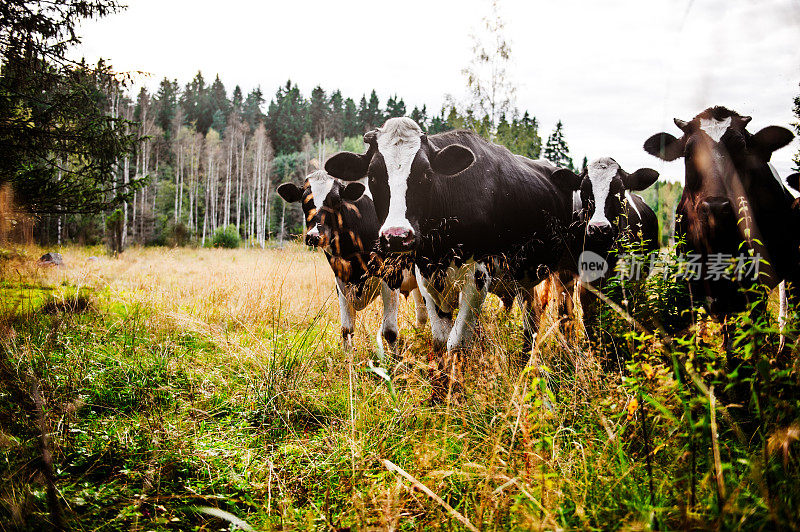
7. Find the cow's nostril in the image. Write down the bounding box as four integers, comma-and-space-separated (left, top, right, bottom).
700, 198, 732, 218
587, 222, 612, 237
380, 227, 415, 251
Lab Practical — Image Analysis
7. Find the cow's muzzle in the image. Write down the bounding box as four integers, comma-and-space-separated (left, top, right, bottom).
305, 224, 325, 248
380, 226, 415, 253
587, 220, 613, 239
305, 233, 321, 247
699, 197, 732, 219
698, 197, 734, 233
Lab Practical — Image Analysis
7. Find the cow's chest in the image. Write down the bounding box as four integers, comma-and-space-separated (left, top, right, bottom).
339, 276, 382, 311
419, 260, 491, 312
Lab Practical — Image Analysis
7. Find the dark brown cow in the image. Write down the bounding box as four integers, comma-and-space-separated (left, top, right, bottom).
644, 106, 798, 343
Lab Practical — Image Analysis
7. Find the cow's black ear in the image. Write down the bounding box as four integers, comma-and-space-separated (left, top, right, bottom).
277, 183, 303, 203
551, 168, 581, 191
643, 132, 684, 161
622, 168, 659, 191
787, 173, 800, 193
341, 182, 366, 202
750, 126, 794, 161
431, 144, 474, 176
325, 152, 369, 181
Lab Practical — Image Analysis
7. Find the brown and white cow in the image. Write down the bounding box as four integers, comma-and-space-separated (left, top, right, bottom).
278, 170, 426, 352
643, 106, 799, 344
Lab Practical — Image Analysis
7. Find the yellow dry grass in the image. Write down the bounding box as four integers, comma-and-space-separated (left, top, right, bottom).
24, 244, 425, 351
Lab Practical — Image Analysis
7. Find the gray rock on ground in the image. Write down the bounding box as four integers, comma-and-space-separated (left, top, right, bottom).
39, 252, 64, 266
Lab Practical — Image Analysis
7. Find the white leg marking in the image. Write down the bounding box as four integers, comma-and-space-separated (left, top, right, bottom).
415, 267, 453, 350
335, 278, 357, 350
447, 263, 489, 352
411, 288, 428, 326
380, 280, 400, 346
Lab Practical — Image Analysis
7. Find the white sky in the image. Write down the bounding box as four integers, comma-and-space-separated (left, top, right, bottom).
75, 0, 800, 182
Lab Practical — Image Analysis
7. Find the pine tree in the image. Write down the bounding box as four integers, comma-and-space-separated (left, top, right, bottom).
209, 75, 230, 124
231, 85, 244, 115
385, 95, 406, 118
543, 120, 574, 170
357, 95, 369, 132
365, 90, 382, 129
515, 112, 542, 159
329, 90, 344, 141
428, 108, 450, 134
266, 80, 309, 154
243, 87, 266, 132
154, 77, 179, 139
181, 71, 213, 135
343, 97, 359, 137
309, 86, 329, 143
0, 0, 140, 218
410, 105, 428, 130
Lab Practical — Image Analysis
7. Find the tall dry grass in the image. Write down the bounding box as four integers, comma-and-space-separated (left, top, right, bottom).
1, 243, 796, 530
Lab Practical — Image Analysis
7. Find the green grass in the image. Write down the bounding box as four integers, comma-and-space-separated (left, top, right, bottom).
1, 246, 799, 531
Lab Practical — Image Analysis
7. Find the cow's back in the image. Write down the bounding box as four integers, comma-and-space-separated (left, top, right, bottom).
417, 130, 573, 277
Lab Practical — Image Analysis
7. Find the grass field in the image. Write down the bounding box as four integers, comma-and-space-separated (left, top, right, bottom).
1, 244, 798, 531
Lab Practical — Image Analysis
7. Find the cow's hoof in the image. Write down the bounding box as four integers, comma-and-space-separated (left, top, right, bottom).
382, 328, 398, 346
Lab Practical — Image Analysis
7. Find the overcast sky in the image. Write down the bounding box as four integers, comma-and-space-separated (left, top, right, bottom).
75, 0, 800, 182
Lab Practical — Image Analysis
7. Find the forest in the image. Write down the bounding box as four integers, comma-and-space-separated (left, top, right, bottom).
8, 65, 683, 249
26, 74, 587, 249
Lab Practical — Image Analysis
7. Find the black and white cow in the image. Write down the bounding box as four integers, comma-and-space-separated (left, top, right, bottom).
325, 117, 580, 389
644, 106, 799, 346
535, 158, 660, 345
277, 170, 426, 351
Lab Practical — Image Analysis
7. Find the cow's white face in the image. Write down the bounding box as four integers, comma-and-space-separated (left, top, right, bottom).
277, 170, 366, 250
376, 118, 422, 243
585, 157, 621, 229
324, 116, 475, 254
308, 172, 335, 211
305, 172, 335, 247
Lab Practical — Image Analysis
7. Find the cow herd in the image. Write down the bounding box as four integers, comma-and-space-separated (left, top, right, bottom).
278, 106, 799, 398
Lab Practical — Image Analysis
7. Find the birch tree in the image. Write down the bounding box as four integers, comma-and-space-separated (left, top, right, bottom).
462, 0, 516, 138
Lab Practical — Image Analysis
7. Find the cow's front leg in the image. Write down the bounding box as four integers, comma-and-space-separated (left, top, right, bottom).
335, 278, 357, 351
447, 263, 489, 352
411, 288, 428, 327
415, 268, 454, 351
379, 280, 400, 355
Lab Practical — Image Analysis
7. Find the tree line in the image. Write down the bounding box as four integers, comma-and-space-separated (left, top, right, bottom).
24, 70, 572, 248
2, 1, 690, 250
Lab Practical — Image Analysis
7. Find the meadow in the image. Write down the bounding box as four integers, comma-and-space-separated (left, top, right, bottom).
1, 244, 798, 531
